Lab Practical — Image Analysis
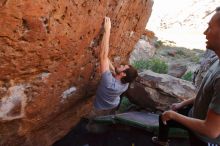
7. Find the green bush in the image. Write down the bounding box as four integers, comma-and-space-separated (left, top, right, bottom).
132, 58, 168, 74
132, 59, 149, 70
154, 40, 164, 48
176, 49, 186, 56
148, 58, 168, 74
190, 56, 200, 63
181, 71, 193, 81
118, 97, 132, 113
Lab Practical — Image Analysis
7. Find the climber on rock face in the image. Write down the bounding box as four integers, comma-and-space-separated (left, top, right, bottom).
91, 17, 138, 117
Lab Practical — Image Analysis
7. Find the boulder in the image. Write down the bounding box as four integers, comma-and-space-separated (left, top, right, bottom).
167, 50, 177, 57
0, 0, 153, 145
129, 38, 156, 63
168, 63, 187, 78
125, 70, 196, 111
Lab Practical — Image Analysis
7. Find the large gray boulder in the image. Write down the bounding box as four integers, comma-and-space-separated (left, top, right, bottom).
129, 38, 156, 63
125, 70, 196, 111
168, 63, 187, 78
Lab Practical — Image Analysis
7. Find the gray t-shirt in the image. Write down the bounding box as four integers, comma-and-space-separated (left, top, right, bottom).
192, 60, 220, 144
94, 71, 129, 110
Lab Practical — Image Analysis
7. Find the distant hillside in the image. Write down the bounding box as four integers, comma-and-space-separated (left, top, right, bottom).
147, 0, 220, 49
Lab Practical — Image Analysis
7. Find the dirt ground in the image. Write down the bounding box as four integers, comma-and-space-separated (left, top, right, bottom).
53, 118, 190, 146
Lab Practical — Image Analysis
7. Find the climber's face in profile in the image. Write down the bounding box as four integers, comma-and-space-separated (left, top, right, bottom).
115, 64, 129, 75
204, 11, 220, 52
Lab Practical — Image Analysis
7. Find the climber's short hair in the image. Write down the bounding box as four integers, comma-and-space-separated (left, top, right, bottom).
121, 65, 138, 84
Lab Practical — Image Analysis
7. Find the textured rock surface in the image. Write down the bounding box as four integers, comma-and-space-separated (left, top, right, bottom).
168, 63, 187, 78
125, 70, 196, 111
0, 0, 153, 146
129, 38, 156, 63
129, 29, 156, 63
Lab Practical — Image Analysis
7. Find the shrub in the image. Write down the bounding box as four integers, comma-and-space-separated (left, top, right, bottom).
181, 71, 193, 81
132, 59, 149, 70
176, 49, 186, 56
190, 56, 200, 63
118, 97, 132, 112
154, 40, 164, 48
148, 58, 168, 74
132, 58, 168, 74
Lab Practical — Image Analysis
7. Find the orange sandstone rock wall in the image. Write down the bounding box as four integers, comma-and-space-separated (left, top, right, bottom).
0, 0, 153, 145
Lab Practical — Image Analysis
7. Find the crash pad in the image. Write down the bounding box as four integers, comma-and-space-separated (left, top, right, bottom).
94, 111, 189, 138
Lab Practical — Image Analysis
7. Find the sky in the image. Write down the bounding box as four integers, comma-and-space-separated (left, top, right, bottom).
147, 0, 219, 49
